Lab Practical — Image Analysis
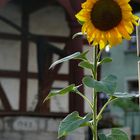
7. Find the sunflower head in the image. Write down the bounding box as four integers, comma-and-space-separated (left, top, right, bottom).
76, 0, 139, 49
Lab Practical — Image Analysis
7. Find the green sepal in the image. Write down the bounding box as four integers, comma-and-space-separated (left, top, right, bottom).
83, 75, 117, 95
58, 111, 92, 138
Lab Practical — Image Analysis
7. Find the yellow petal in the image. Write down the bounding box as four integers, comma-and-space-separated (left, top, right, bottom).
99, 38, 107, 50
82, 0, 95, 9
106, 29, 122, 46
118, 0, 130, 5
88, 28, 97, 43
122, 12, 131, 20
120, 4, 132, 12
117, 23, 131, 40
122, 21, 133, 34
133, 15, 139, 20
92, 40, 98, 47
75, 9, 90, 22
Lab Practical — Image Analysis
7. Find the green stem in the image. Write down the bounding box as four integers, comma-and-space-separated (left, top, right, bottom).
76, 90, 93, 110
96, 96, 117, 122
92, 46, 98, 140
97, 49, 103, 62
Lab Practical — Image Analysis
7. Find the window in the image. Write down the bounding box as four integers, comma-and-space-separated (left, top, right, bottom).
126, 79, 139, 104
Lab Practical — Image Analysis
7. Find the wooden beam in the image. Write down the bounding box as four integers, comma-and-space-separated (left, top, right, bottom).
0, 111, 68, 118
0, 32, 69, 43
0, 83, 12, 111
67, 0, 84, 116
0, 70, 68, 81
35, 43, 69, 112
0, 70, 37, 79
57, 0, 74, 19
19, 4, 29, 112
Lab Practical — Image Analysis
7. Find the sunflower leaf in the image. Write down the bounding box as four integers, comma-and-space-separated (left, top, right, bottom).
83, 75, 117, 95
74, 50, 89, 61
78, 61, 94, 70
113, 92, 140, 98
58, 111, 92, 138
98, 133, 107, 140
98, 57, 112, 66
107, 128, 129, 140
43, 84, 76, 102
49, 52, 81, 69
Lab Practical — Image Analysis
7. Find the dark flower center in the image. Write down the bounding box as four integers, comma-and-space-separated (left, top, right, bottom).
91, 0, 122, 31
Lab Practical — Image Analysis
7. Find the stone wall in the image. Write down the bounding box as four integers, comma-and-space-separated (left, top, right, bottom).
0, 117, 87, 140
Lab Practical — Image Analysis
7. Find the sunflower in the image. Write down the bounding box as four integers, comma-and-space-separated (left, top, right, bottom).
76, 0, 139, 49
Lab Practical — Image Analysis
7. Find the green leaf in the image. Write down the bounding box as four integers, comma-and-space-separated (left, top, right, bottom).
113, 92, 140, 98
74, 50, 89, 61
83, 75, 117, 95
112, 98, 139, 111
58, 111, 92, 138
98, 57, 112, 65
44, 84, 76, 102
98, 133, 107, 140
78, 61, 94, 70
107, 128, 129, 140
49, 52, 81, 69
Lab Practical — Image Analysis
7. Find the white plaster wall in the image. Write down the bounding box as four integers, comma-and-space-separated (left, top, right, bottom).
0, 40, 20, 71
0, 3, 21, 34
30, 6, 69, 36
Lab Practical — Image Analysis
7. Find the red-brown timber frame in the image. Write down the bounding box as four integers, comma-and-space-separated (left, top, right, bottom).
0, 0, 85, 117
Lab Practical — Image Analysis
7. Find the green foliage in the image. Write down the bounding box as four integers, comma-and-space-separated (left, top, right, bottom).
113, 92, 139, 98
83, 75, 117, 95
78, 61, 94, 70
98, 134, 107, 140
99, 129, 129, 140
49, 50, 89, 69
45, 43, 138, 140
43, 84, 76, 102
58, 111, 92, 138
49, 52, 81, 69
98, 57, 112, 66
74, 50, 89, 61
108, 129, 129, 140
112, 98, 139, 111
